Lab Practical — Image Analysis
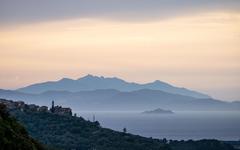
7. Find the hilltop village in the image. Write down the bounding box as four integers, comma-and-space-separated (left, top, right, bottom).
0, 99, 72, 116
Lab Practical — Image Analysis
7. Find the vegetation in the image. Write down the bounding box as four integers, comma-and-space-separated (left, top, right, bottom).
0, 98, 236, 150
10, 109, 236, 150
0, 103, 45, 150
169, 139, 235, 150
11, 110, 169, 150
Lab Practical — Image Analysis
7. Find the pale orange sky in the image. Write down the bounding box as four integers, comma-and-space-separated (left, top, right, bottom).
0, 11, 240, 101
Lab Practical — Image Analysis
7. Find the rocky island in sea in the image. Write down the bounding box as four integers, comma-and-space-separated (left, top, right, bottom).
142, 108, 174, 114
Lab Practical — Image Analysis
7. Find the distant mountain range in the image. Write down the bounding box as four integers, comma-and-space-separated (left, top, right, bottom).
0, 89, 239, 111
17, 74, 210, 99
0, 74, 239, 111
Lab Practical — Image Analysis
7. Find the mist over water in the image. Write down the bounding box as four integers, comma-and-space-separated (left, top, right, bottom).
76, 111, 240, 141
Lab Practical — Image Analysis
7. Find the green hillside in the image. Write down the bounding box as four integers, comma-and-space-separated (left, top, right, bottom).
11, 110, 170, 150
11, 109, 235, 150
0, 99, 236, 150
0, 103, 45, 150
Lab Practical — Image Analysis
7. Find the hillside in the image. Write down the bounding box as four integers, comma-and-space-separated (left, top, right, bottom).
2, 99, 170, 150
0, 99, 236, 150
0, 103, 45, 150
12, 110, 172, 150
17, 74, 210, 98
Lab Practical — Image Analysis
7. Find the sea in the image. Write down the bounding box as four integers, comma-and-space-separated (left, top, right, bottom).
76, 111, 240, 141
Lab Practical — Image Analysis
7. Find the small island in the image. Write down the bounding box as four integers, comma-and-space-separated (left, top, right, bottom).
142, 108, 174, 114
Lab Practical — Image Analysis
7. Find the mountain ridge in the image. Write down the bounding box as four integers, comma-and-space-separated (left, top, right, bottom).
0, 88, 238, 111
17, 74, 210, 99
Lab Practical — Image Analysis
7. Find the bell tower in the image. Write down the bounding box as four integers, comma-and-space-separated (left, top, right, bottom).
50, 100, 55, 113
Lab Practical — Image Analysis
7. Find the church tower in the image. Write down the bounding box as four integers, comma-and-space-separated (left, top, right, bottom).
50, 100, 55, 113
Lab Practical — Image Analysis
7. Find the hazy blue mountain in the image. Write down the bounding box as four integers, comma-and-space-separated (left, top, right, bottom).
0, 89, 239, 111
17, 74, 210, 98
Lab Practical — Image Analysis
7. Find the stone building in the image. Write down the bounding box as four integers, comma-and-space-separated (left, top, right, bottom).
50, 100, 72, 116
38, 106, 48, 112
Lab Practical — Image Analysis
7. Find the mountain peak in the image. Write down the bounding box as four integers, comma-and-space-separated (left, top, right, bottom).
58, 78, 76, 83
153, 80, 164, 84
151, 80, 171, 86
77, 75, 93, 81
79, 74, 101, 80
59, 78, 73, 81
83, 74, 95, 78
86, 74, 95, 77
78, 74, 125, 82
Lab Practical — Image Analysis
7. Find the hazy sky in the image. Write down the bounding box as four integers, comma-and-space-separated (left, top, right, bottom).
0, 0, 240, 101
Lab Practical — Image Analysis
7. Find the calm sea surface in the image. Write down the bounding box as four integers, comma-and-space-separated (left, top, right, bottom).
76, 111, 240, 141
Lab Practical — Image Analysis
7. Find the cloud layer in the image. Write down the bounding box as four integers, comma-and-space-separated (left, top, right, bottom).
1, 0, 240, 25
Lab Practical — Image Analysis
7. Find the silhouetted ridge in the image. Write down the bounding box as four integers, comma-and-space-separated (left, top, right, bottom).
17, 74, 210, 98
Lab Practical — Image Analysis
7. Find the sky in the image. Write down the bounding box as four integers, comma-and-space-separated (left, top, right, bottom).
0, 0, 240, 101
